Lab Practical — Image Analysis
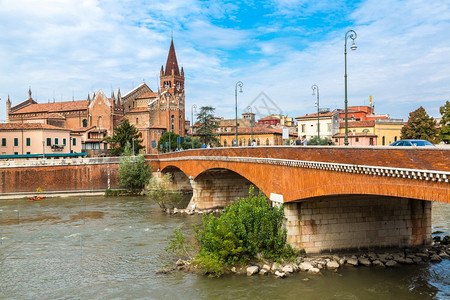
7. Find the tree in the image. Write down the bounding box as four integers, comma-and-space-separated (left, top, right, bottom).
401, 106, 438, 143
308, 136, 331, 145
195, 106, 219, 145
439, 101, 450, 144
182, 135, 203, 149
158, 132, 180, 152
119, 142, 152, 192
105, 119, 144, 156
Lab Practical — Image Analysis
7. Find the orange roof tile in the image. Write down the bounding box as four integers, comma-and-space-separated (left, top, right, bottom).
0, 123, 70, 131
10, 100, 88, 114
339, 120, 375, 128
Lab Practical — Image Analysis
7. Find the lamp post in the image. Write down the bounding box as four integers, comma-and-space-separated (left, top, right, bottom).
132, 137, 135, 155
344, 29, 357, 146
311, 84, 320, 140
42, 140, 45, 159
235, 81, 243, 147
191, 104, 197, 149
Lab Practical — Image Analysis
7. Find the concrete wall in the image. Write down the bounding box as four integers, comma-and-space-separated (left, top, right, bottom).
285, 195, 432, 254
0, 158, 120, 194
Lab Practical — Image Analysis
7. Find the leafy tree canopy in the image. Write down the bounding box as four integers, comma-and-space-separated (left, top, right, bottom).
308, 136, 332, 145
439, 100, 450, 144
118, 142, 152, 192
195, 106, 219, 145
182, 135, 203, 149
158, 131, 181, 152
400, 106, 438, 143
105, 119, 144, 156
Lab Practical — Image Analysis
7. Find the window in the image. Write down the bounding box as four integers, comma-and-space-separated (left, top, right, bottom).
47, 138, 51, 146
26, 152, 30, 155
55, 138, 59, 145
301, 124, 305, 132
82, 119, 88, 127
394, 136, 398, 142
97, 116, 103, 129
355, 137, 359, 142
73, 138, 77, 146
136, 118, 139, 125
26, 138, 31, 146
327, 123, 331, 132
14, 138, 18, 147
14, 152, 18, 155
265, 138, 270, 146
171, 115, 175, 131
382, 136, 385, 146
63, 138, 66, 145
1, 138, 6, 147
224, 140, 227, 147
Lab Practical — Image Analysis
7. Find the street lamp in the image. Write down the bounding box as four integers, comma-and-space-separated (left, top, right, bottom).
235, 81, 243, 146
344, 29, 357, 146
191, 104, 197, 149
42, 140, 45, 159
311, 84, 320, 140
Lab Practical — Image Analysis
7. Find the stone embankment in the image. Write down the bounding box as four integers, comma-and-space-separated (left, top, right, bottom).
173, 242, 449, 278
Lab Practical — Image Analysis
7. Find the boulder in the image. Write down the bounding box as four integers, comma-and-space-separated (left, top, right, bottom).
358, 257, 372, 267
271, 263, 282, 272
326, 261, 340, 270
439, 252, 450, 259
231, 267, 237, 273
308, 267, 321, 274
430, 254, 442, 262
415, 252, 429, 258
404, 258, 414, 264
339, 258, 347, 266
299, 261, 313, 272
247, 266, 260, 276
372, 260, 385, 268
282, 265, 294, 274
413, 257, 423, 264
176, 259, 185, 266
274, 271, 286, 278
259, 269, 268, 275
385, 260, 398, 267
346, 257, 358, 266
262, 264, 271, 271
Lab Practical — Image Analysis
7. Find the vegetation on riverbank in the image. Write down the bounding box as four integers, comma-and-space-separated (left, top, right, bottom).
167, 186, 298, 277
118, 142, 152, 193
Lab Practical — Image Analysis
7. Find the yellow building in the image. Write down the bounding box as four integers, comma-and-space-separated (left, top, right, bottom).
217, 126, 295, 147
334, 119, 404, 146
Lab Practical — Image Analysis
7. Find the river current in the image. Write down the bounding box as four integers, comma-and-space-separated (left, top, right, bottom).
0, 196, 448, 299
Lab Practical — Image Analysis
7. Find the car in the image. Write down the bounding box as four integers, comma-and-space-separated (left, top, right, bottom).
389, 139, 435, 147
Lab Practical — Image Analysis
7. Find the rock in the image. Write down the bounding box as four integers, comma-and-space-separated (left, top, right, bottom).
416, 252, 429, 258
404, 258, 414, 264
299, 261, 313, 272
385, 260, 398, 267
271, 263, 282, 272
274, 271, 286, 278
346, 258, 358, 266
317, 263, 324, 270
430, 254, 442, 262
186, 210, 194, 215
176, 259, 185, 266
439, 252, 450, 259
282, 265, 294, 274
231, 267, 237, 273
358, 257, 372, 267
262, 264, 271, 271
326, 261, 340, 269
308, 267, 321, 274
173, 208, 178, 214
259, 269, 268, 275
372, 260, 385, 268
247, 266, 259, 276
166, 208, 171, 214
367, 252, 378, 261
413, 257, 423, 264
339, 258, 347, 266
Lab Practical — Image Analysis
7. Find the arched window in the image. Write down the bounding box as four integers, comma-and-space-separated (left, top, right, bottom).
136, 118, 139, 125
382, 136, 386, 145
224, 140, 227, 147
239, 139, 242, 146
97, 116, 103, 129
266, 138, 270, 146
82, 119, 87, 127
394, 136, 398, 142
171, 115, 174, 131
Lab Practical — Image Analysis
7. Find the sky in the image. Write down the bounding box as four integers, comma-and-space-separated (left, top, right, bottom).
0, 0, 449, 123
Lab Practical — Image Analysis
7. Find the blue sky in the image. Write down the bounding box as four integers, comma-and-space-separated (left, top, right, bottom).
0, 0, 449, 122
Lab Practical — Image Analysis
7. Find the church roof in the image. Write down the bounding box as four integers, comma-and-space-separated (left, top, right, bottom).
136, 92, 158, 99
164, 39, 180, 76
0, 123, 70, 131
10, 100, 88, 114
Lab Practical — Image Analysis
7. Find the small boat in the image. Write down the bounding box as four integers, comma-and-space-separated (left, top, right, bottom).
28, 196, 45, 201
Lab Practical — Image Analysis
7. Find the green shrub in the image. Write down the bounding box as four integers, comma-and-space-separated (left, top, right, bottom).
194, 186, 291, 277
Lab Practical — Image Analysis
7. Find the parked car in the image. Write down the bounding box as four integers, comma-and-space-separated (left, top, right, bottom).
389, 139, 435, 147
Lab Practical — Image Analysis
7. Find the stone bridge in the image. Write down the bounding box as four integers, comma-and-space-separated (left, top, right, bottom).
147, 146, 450, 253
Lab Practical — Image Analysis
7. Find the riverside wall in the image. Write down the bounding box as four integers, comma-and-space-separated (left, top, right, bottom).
0, 157, 120, 194
285, 195, 432, 254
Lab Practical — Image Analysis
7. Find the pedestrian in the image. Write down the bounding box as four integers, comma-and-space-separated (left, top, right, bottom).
296, 137, 301, 145
251, 139, 257, 147
207, 143, 211, 148
301, 135, 308, 146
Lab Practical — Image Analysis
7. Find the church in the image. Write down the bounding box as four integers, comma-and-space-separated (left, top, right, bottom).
5, 39, 185, 155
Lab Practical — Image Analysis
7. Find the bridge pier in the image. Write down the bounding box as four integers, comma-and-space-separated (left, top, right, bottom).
285, 196, 432, 254
188, 169, 257, 210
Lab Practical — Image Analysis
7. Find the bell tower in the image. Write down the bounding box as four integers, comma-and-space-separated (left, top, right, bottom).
159, 38, 185, 137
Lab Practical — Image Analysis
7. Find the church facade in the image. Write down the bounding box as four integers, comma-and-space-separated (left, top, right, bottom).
5, 39, 185, 155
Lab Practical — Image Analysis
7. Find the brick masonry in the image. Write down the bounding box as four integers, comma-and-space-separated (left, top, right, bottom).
0, 162, 120, 194
285, 195, 432, 254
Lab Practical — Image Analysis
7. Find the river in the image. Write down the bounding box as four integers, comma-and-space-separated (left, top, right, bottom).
0, 196, 448, 299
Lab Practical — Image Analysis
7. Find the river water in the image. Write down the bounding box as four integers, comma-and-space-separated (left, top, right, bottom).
0, 196, 448, 299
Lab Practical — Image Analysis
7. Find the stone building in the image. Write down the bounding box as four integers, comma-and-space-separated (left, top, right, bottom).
5, 39, 185, 155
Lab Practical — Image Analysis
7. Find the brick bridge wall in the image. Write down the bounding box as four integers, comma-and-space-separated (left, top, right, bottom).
0, 158, 120, 194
